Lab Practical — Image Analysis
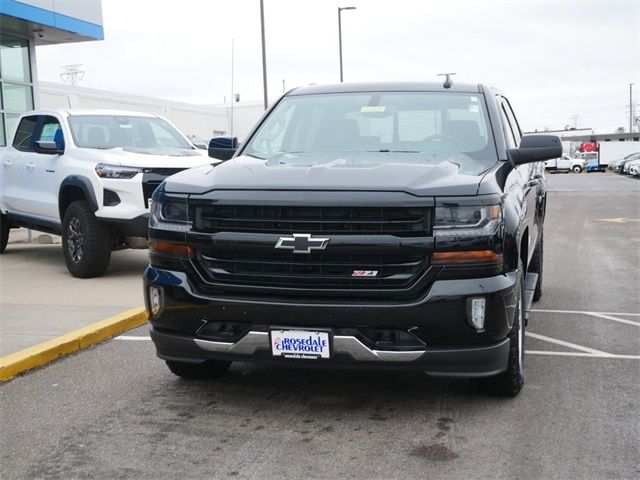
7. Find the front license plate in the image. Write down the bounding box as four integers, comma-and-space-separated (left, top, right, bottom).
270, 330, 330, 360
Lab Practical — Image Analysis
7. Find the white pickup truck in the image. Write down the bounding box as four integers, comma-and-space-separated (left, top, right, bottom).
0, 109, 215, 277
543, 154, 585, 173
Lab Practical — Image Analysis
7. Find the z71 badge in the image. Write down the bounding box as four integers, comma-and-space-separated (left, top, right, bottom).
351, 270, 379, 277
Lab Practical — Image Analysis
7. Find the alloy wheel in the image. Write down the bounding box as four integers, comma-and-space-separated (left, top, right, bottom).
67, 217, 84, 263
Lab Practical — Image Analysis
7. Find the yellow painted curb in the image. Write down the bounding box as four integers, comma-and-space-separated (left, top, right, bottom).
0, 306, 148, 383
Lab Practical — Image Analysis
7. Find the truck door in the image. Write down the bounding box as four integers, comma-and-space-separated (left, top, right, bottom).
27, 115, 65, 220
0, 115, 39, 214
500, 97, 541, 262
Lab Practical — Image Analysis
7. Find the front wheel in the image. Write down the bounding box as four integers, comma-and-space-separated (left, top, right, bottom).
475, 265, 525, 397
166, 360, 232, 380
62, 201, 112, 278
572, 165, 582, 173
0, 213, 9, 254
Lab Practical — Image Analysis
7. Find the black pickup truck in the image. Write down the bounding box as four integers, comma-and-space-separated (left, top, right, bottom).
143, 82, 560, 396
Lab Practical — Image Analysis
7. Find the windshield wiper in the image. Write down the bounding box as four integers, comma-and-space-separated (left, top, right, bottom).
377, 149, 420, 153
245, 153, 266, 160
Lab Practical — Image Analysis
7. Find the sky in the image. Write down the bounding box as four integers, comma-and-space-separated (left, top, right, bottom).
36, 0, 640, 134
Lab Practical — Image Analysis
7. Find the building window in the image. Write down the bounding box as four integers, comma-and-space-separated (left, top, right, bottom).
0, 33, 34, 146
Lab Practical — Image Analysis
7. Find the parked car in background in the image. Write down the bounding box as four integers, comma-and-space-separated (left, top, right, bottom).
0, 109, 214, 277
615, 153, 640, 173
187, 135, 209, 150
623, 159, 640, 175
609, 152, 640, 171
630, 161, 640, 177
544, 154, 585, 173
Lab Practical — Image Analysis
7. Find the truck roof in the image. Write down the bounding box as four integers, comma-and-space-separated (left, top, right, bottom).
288, 81, 486, 96
19, 108, 159, 118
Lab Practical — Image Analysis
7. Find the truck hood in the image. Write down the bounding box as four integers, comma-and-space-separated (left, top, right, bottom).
74, 147, 214, 169
163, 152, 486, 196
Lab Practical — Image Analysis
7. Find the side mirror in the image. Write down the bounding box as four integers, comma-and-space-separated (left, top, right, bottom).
35, 140, 64, 155
509, 135, 562, 165
208, 136, 238, 160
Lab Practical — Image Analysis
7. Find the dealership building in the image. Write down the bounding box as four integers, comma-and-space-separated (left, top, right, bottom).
0, 0, 104, 145
0, 0, 268, 145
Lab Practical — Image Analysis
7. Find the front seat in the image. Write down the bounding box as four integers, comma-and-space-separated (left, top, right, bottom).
442, 120, 484, 150
87, 126, 107, 148
315, 118, 362, 151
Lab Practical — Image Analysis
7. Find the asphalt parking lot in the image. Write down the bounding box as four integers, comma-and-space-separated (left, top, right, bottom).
1, 173, 639, 479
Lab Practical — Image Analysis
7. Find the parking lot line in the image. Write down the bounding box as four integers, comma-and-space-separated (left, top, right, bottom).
525, 331, 611, 355
526, 350, 640, 360
532, 308, 640, 318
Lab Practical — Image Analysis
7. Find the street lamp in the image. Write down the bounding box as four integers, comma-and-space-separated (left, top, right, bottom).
629, 83, 634, 134
260, 0, 268, 110
338, 6, 356, 83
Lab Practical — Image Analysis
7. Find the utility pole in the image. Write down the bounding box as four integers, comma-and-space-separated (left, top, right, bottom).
60, 64, 84, 86
260, 0, 268, 110
630, 83, 634, 134
230, 39, 234, 139
338, 7, 356, 82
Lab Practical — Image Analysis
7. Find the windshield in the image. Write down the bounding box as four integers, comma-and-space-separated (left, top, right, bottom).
68, 115, 192, 150
244, 92, 498, 174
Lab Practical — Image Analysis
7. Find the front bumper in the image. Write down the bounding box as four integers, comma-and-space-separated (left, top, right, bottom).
144, 267, 518, 377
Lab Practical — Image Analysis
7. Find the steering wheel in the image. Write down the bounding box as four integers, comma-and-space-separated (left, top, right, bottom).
422, 133, 469, 150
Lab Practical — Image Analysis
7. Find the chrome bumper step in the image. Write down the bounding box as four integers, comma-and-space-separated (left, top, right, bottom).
194, 331, 425, 363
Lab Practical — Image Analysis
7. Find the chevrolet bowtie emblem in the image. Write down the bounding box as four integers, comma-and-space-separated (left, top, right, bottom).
275, 233, 330, 254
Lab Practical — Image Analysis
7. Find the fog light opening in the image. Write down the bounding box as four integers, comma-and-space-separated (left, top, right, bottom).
149, 286, 162, 316
467, 297, 486, 332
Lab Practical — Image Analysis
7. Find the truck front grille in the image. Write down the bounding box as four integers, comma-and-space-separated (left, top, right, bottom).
189, 204, 433, 298
195, 248, 428, 290
193, 205, 431, 237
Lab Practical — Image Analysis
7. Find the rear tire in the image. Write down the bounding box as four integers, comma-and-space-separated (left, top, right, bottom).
62, 201, 112, 278
166, 360, 231, 380
475, 262, 525, 397
0, 213, 9, 254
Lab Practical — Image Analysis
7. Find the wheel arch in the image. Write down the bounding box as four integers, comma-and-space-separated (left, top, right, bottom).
58, 176, 98, 220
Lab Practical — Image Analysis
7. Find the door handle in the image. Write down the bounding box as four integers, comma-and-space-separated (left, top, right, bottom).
26, 162, 35, 170
2, 160, 11, 167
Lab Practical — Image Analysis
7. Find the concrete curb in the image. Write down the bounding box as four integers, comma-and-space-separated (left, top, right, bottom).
0, 307, 148, 383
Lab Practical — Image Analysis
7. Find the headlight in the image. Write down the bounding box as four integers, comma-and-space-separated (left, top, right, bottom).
150, 190, 191, 232
95, 163, 142, 179
434, 205, 501, 236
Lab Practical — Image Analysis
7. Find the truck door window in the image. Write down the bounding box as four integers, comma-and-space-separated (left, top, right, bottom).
38, 116, 64, 150
12, 115, 38, 151
498, 104, 517, 149
501, 97, 522, 142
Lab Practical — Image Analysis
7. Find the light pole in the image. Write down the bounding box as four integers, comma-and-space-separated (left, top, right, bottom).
629, 83, 634, 134
338, 6, 356, 83
260, 0, 268, 110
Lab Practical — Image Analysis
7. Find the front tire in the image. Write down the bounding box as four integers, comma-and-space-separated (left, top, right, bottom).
0, 213, 9, 254
62, 201, 112, 278
166, 360, 231, 380
572, 165, 582, 173
476, 264, 525, 397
